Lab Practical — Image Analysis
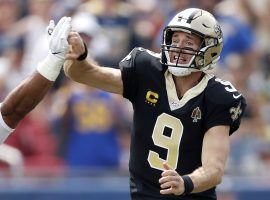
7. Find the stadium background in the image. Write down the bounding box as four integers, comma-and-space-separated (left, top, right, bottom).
0, 0, 270, 199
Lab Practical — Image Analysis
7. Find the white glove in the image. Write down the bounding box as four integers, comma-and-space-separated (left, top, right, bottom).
37, 16, 71, 81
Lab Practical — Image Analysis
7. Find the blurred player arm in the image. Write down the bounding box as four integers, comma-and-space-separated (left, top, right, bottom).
64, 31, 123, 95
1, 73, 54, 129
0, 17, 71, 131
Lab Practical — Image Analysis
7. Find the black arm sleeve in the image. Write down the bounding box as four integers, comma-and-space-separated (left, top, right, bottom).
204, 96, 246, 135
119, 48, 140, 102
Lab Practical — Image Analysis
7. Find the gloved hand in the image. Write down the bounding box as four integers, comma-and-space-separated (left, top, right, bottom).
37, 16, 71, 81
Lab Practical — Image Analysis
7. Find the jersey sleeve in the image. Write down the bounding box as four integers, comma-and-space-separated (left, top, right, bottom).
119, 48, 140, 102
204, 92, 247, 135
0, 103, 14, 144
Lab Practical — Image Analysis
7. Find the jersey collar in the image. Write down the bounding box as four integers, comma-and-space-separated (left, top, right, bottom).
164, 70, 213, 111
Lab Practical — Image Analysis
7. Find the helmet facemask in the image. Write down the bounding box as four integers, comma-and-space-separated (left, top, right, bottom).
161, 28, 205, 76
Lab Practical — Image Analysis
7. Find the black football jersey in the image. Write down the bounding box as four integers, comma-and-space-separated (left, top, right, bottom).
119, 47, 246, 200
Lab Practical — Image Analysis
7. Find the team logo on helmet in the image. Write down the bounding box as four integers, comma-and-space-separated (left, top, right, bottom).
214, 24, 223, 40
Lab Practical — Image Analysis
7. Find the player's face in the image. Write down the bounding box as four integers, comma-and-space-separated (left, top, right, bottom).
169, 31, 202, 64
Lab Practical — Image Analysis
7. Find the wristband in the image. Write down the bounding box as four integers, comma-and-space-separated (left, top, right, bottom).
181, 175, 194, 195
77, 43, 88, 61
37, 54, 63, 81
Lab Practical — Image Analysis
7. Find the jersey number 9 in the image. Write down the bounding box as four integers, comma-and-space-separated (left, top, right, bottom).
147, 113, 183, 170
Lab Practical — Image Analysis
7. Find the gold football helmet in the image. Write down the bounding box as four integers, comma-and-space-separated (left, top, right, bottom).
161, 8, 223, 76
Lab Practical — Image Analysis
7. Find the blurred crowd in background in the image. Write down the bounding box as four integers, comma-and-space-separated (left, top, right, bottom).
0, 0, 270, 179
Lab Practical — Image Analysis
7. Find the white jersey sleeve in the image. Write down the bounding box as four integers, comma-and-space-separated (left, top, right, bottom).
0, 103, 14, 144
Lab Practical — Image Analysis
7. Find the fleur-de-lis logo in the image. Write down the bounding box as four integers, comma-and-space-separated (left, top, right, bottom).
230, 102, 242, 121
214, 24, 223, 40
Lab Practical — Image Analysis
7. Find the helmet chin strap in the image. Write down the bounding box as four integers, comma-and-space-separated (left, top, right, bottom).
168, 67, 191, 76
168, 66, 198, 77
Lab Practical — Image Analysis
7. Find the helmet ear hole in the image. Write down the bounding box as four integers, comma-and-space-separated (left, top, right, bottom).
211, 53, 217, 57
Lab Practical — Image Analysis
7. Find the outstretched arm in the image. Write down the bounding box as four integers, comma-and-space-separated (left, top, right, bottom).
64, 31, 123, 94
0, 16, 71, 140
1, 73, 53, 128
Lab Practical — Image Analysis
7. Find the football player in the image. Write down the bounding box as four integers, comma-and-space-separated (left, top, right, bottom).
65, 8, 246, 200
0, 17, 71, 144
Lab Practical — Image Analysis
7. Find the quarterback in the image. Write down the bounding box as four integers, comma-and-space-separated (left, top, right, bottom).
0, 17, 71, 144
65, 8, 246, 200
